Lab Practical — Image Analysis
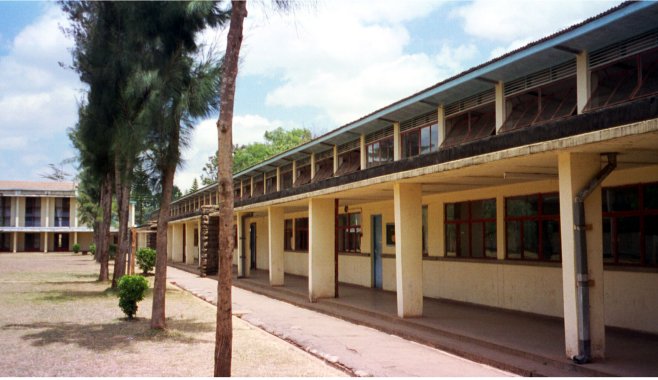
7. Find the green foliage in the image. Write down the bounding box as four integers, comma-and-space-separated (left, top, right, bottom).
117, 275, 149, 319
136, 247, 156, 274
109, 244, 117, 260
72, 243, 81, 253
200, 127, 312, 185
89, 243, 96, 255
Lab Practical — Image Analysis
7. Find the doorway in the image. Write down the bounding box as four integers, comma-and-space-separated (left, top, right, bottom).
54, 233, 69, 252
372, 215, 383, 289
249, 223, 257, 270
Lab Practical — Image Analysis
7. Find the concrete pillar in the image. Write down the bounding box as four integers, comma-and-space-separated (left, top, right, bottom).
167, 224, 173, 260
268, 206, 284, 286
237, 213, 246, 277
250, 177, 254, 197
129, 202, 135, 227
72, 198, 78, 227
197, 219, 202, 268
45, 198, 50, 227
263, 172, 267, 193
496, 194, 506, 260
495, 81, 505, 133
333, 145, 339, 175
12, 232, 17, 253
437, 105, 446, 147
185, 221, 195, 265
558, 152, 605, 359
276, 167, 281, 192
43, 232, 48, 253
359, 134, 366, 170
310, 153, 316, 179
74, 232, 78, 245
576, 51, 589, 114
393, 182, 423, 317
240, 180, 244, 199
292, 161, 297, 184
14, 197, 20, 227
308, 198, 335, 301
393, 122, 401, 161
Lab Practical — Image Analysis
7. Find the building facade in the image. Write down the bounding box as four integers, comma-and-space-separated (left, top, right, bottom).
0, 181, 95, 253
163, 2, 658, 361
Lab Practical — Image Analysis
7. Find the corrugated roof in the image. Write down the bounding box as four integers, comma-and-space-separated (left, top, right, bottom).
0, 180, 77, 192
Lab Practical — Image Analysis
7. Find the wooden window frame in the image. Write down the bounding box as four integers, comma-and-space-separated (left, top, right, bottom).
366, 136, 394, 168
445, 199, 497, 259
504, 193, 561, 261
294, 217, 309, 252
284, 219, 293, 251
401, 123, 439, 159
337, 212, 361, 253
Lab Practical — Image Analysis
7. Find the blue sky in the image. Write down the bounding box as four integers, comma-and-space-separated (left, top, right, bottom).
0, 0, 619, 191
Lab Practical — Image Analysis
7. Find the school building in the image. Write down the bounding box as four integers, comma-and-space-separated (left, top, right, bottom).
154, 1, 658, 363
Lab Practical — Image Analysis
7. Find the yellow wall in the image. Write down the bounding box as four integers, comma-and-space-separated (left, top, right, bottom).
244, 216, 270, 271
605, 271, 658, 334
77, 232, 93, 251
284, 251, 308, 276
338, 254, 371, 287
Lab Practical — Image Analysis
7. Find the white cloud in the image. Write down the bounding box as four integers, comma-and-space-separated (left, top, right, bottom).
451, 0, 619, 43
0, 5, 80, 180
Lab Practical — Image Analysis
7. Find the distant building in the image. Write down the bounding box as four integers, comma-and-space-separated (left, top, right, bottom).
0, 181, 94, 252
156, 2, 658, 361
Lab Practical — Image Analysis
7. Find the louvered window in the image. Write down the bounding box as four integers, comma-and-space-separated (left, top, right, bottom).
294, 164, 311, 187
280, 164, 293, 190
336, 149, 360, 176
502, 76, 577, 132
365, 125, 394, 144
442, 102, 495, 148
399, 112, 439, 159
265, 170, 277, 194
587, 47, 658, 111
504, 60, 576, 97
589, 28, 658, 69
445, 89, 495, 117
313, 155, 334, 183
338, 139, 360, 154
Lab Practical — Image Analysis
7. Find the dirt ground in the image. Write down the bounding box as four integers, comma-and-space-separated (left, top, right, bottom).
0, 253, 345, 377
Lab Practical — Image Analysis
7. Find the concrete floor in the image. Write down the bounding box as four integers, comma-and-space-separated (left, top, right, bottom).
169, 261, 658, 376
239, 269, 658, 377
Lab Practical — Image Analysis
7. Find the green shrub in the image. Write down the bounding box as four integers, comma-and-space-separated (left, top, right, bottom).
72, 243, 81, 254
89, 243, 96, 255
136, 247, 156, 274
117, 275, 149, 319
109, 244, 117, 260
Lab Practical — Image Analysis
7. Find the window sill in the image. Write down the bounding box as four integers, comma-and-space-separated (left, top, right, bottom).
422, 256, 562, 268
338, 251, 370, 257
603, 264, 658, 274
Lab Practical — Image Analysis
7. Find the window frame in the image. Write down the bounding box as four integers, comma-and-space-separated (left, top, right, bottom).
602, 181, 658, 267
25, 198, 41, 227
284, 219, 293, 251
366, 136, 394, 168
504, 193, 561, 261
400, 123, 439, 159
337, 212, 361, 253
445, 199, 497, 259
294, 217, 309, 252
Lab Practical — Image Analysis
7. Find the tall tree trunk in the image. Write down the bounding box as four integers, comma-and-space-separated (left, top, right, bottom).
215, 1, 247, 376
93, 220, 101, 262
151, 164, 175, 329
98, 172, 113, 282
112, 161, 131, 288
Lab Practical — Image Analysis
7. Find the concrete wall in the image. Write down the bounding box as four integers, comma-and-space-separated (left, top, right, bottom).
605, 270, 658, 333
284, 251, 308, 276
338, 254, 371, 287
244, 216, 270, 271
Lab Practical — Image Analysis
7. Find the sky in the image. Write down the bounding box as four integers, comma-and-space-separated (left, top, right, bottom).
0, 0, 620, 192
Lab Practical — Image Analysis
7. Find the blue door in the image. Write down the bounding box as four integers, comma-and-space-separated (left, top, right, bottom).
372, 215, 383, 289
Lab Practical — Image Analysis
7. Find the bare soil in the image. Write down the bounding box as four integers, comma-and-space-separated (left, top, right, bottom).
0, 253, 345, 377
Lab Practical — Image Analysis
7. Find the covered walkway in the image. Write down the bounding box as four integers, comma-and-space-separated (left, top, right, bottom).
230, 268, 658, 377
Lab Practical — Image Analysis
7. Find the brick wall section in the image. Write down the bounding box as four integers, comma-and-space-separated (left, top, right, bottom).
200, 206, 219, 276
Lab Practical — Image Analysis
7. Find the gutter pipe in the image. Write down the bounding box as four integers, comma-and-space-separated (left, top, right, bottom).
572, 153, 617, 364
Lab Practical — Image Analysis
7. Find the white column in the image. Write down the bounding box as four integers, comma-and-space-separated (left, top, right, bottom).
333, 145, 339, 175
276, 167, 281, 192
236, 213, 246, 277
394, 182, 423, 317
495, 81, 505, 133
437, 105, 446, 147
308, 198, 335, 301
197, 219, 202, 268
359, 134, 366, 170
44, 198, 50, 227
576, 51, 590, 114
12, 232, 17, 253
268, 206, 284, 286
74, 232, 78, 245
129, 202, 135, 227
558, 152, 605, 359
250, 177, 254, 197
393, 122, 401, 161
43, 232, 48, 253
310, 153, 316, 179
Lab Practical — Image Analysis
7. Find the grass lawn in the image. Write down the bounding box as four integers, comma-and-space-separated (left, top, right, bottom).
0, 253, 345, 377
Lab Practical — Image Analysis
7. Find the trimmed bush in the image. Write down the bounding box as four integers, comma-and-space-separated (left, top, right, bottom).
136, 247, 156, 274
89, 243, 96, 256
72, 243, 81, 254
117, 275, 149, 319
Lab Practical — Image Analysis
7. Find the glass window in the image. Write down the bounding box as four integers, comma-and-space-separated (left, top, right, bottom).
505, 193, 560, 261
284, 219, 293, 251
25, 198, 41, 227
294, 218, 309, 252
337, 212, 361, 253
445, 199, 496, 259
603, 182, 658, 266
55, 198, 70, 227
367, 137, 394, 168
0, 197, 11, 227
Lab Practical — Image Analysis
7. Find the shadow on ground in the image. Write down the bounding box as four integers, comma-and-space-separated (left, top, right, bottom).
3, 318, 215, 352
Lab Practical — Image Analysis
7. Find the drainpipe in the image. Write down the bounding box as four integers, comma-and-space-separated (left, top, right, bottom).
572, 153, 617, 364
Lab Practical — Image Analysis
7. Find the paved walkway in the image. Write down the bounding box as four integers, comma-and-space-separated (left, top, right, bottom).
167, 266, 512, 377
